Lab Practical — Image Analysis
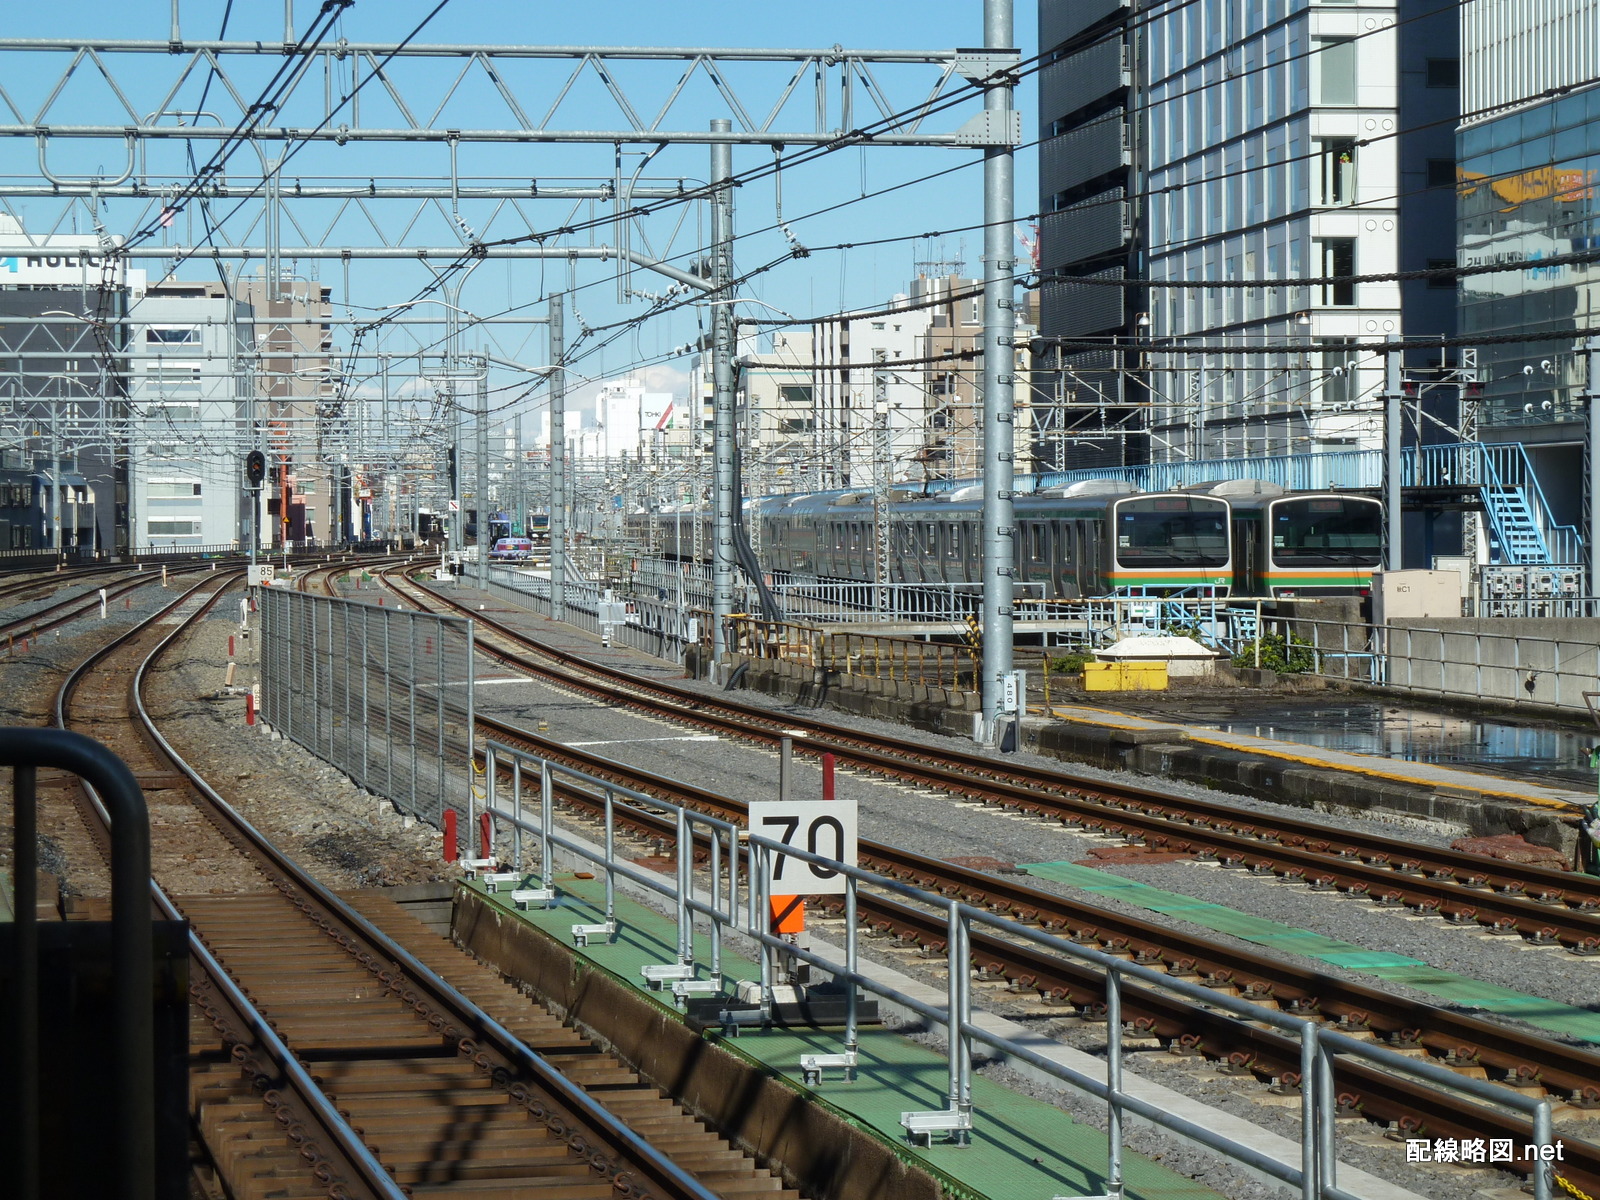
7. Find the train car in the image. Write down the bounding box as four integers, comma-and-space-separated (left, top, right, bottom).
1225, 485, 1383, 598
752, 479, 1233, 599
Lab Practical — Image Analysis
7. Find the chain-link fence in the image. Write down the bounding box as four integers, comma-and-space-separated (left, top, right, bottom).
258, 587, 475, 830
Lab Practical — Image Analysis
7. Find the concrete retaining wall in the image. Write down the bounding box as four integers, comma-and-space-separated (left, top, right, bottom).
1383, 618, 1600, 712
451, 886, 944, 1200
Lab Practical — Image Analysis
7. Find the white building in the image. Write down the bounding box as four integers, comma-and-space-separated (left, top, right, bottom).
567, 377, 679, 461
809, 294, 933, 488
126, 280, 253, 548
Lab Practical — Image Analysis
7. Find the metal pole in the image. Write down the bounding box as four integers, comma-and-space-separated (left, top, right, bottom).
1299, 1022, 1319, 1199
512, 760, 523, 869
677, 806, 693, 966
549, 296, 567, 620
1384, 336, 1404, 572
465, 618, 476, 847
945, 899, 963, 1119
978, 0, 1018, 744
1105, 966, 1124, 1196
845, 874, 859, 1059
476, 363, 490, 586
14, 763, 38, 1200
1585, 338, 1600, 601
709, 117, 737, 683
539, 760, 554, 891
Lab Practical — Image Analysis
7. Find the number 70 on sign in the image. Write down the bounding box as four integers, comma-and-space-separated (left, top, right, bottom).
746, 800, 858, 896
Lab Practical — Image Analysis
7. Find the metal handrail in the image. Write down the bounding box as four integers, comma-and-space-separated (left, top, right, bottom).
0, 727, 153, 1200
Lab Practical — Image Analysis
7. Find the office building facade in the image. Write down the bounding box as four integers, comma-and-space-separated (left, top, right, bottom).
1038, 0, 1458, 472
1456, 0, 1600, 535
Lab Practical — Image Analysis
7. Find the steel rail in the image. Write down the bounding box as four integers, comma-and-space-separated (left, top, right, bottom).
466, 711, 1600, 1196
378, 566, 1600, 939
471, 706, 1600, 1101
118, 578, 733, 1200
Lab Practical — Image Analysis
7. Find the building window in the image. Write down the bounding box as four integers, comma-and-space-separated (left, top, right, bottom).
145, 326, 199, 344
147, 480, 202, 499
778, 385, 813, 405
1315, 39, 1357, 106
1322, 339, 1356, 408
146, 519, 201, 537
1426, 258, 1457, 290
1425, 58, 1459, 88
1316, 238, 1356, 306
1425, 159, 1456, 189
1315, 140, 1357, 205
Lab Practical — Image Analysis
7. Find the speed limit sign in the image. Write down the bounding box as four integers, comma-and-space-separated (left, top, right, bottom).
747, 800, 858, 896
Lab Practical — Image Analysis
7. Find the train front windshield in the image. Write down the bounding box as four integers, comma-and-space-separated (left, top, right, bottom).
1272, 498, 1382, 564
1115, 498, 1229, 565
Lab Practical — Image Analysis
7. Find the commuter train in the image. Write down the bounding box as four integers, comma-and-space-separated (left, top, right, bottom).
644, 478, 1383, 600
1218, 484, 1383, 598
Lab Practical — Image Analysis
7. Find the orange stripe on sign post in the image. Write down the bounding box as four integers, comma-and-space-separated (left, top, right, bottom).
769, 894, 805, 934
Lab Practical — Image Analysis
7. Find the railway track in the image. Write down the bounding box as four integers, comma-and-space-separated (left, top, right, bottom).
41, 565, 802, 1198
368, 565, 1600, 1192
377, 565, 1600, 948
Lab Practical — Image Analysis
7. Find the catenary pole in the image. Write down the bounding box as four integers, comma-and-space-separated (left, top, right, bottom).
1586, 338, 1600, 602
1384, 336, 1404, 573
476, 362, 490, 586
979, 0, 1018, 745
549, 296, 567, 620
709, 118, 737, 683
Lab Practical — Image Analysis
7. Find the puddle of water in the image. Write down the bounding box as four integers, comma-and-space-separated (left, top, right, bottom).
1209, 704, 1597, 786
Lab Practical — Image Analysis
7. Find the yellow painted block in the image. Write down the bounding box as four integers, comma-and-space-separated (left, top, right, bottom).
1083, 661, 1169, 691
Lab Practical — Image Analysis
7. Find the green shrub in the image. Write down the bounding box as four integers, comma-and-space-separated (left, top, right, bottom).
1231, 632, 1315, 674
1046, 652, 1093, 675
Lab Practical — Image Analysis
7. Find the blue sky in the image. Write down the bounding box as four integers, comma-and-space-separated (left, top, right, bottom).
2, 1, 1039, 407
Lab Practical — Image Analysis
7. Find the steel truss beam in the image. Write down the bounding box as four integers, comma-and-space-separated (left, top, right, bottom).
0, 39, 977, 148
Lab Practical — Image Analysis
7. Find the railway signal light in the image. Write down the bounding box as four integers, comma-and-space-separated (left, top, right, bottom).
245, 449, 267, 485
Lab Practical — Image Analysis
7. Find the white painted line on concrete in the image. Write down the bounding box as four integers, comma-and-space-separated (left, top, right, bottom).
566, 735, 722, 747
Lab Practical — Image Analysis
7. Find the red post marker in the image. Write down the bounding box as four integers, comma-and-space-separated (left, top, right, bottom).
379, 597, 385, 607
443, 809, 459, 863
479, 812, 493, 859
822, 753, 836, 802
124, 597, 131, 610
244, 693, 255, 726
228, 635, 236, 657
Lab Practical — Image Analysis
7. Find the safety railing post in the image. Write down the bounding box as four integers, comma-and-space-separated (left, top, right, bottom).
1316, 1037, 1337, 1193
604, 787, 617, 926
1533, 1098, 1554, 1200
945, 899, 963, 1132
539, 760, 554, 891
845, 873, 859, 1058
710, 821, 723, 979
484, 745, 497, 859
511, 759, 523, 870
1106, 963, 1124, 1199
676, 806, 693, 967
1299, 1020, 1319, 1200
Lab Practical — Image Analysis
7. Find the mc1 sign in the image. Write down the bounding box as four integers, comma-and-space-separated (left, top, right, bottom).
746, 799, 858, 896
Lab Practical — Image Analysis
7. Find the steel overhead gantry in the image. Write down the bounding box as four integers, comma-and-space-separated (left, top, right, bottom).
0, 20, 1022, 732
